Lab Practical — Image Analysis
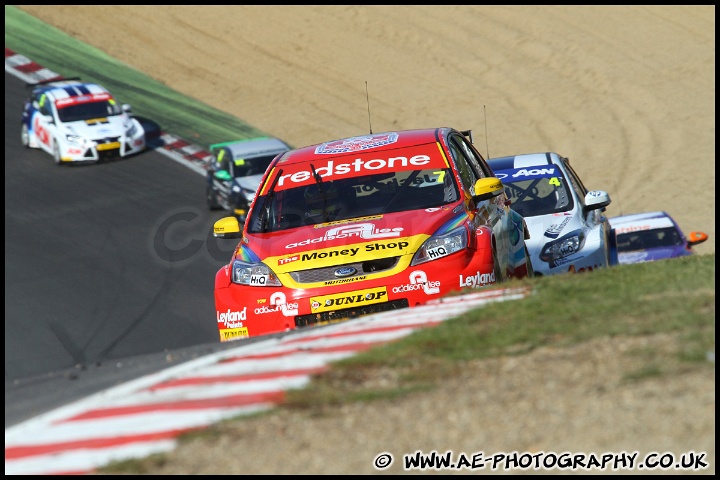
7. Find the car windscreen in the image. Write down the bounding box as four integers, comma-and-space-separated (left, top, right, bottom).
57, 100, 122, 122
247, 167, 459, 233
616, 227, 684, 252
231, 154, 277, 178
496, 168, 573, 218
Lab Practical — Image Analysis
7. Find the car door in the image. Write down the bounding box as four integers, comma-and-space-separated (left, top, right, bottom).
33, 92, 56, 154
446, 132, 510, 275
212, 146, 235, 208
561, 156, 610, 263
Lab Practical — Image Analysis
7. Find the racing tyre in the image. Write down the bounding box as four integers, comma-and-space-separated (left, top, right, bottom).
21, 124, 30, 148
52, 141, 62, 165
206, 185, 221, 210
493, 253, 504, 284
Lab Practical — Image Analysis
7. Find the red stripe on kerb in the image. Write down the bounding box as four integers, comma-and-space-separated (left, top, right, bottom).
162, 136, 191, 149
283, 320, 442, 345
5, 427, 201, 460
220, 339, 392, 362
188, 151, 211, 161
148, 366, 327, 391
13, 62, 44, 74
61, 390, 285, 422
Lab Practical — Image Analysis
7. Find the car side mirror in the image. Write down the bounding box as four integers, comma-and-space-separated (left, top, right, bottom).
583, 190, 611, 214
687, 231, 708, 247
213, 216, 242, 239
122, 104, 133, 115
472, 177, 504, 203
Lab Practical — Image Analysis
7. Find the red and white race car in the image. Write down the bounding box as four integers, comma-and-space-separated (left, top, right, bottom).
212, 128, 533, 341
20, 77, 145, 164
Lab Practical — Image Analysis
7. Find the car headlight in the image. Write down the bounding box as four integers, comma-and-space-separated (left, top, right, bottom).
65, 134, 84, 144
231, 260, 282, 286
539, 229, 585, 262
411, 226, 468, 266
125, 123, 137, 137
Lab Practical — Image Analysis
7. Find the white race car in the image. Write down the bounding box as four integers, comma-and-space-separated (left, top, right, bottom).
488, 152, 613, 276
20, 77, 146, 164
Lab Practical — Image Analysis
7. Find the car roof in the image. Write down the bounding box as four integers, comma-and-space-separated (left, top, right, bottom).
487, 152, 565, 178
32, 79, 111, 101
487, 152, 562, 171
274, 128, 449, 166
608, 211, 677, 232
211, 137, 291, 159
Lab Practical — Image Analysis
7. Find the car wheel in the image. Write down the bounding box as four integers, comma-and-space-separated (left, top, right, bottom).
206, 184, 221, 210
493, 253, 504, 284
21, 124, 30, 148
52, 141, 62, 165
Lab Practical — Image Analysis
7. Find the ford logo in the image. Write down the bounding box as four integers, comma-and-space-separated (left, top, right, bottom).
334, 266, 357, 278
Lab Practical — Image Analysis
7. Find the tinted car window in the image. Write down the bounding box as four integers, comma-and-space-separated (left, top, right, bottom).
562, 157, 588, 208
616, 227, 684, 251
249, 166, 459, 232
453, 134, 490, 178
447, 140, 478, 194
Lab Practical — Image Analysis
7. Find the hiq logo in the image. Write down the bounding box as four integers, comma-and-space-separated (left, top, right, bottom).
249, 274, 268, 286
425, 244, 448, 260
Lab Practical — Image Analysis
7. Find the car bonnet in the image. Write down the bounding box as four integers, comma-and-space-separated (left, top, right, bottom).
60, 114, 130, 139
242, 208, 466, 275
609, 212, 675, 234
618, 246, 691, 264
522, 212, 585, 251
234, 173, 264, 193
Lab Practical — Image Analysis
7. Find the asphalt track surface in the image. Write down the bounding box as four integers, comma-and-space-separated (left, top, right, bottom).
4, 70, 269, 428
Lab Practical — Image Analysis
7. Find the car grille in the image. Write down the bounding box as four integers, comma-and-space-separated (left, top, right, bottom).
95, 137, 122, 157
295, 299, 409, 328
288, 256, 399, 284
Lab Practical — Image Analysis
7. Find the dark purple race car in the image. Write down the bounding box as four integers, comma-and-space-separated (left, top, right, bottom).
609, 211, 708, 265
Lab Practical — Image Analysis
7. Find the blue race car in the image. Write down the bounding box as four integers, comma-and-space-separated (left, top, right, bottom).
608, 211, 709, 265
